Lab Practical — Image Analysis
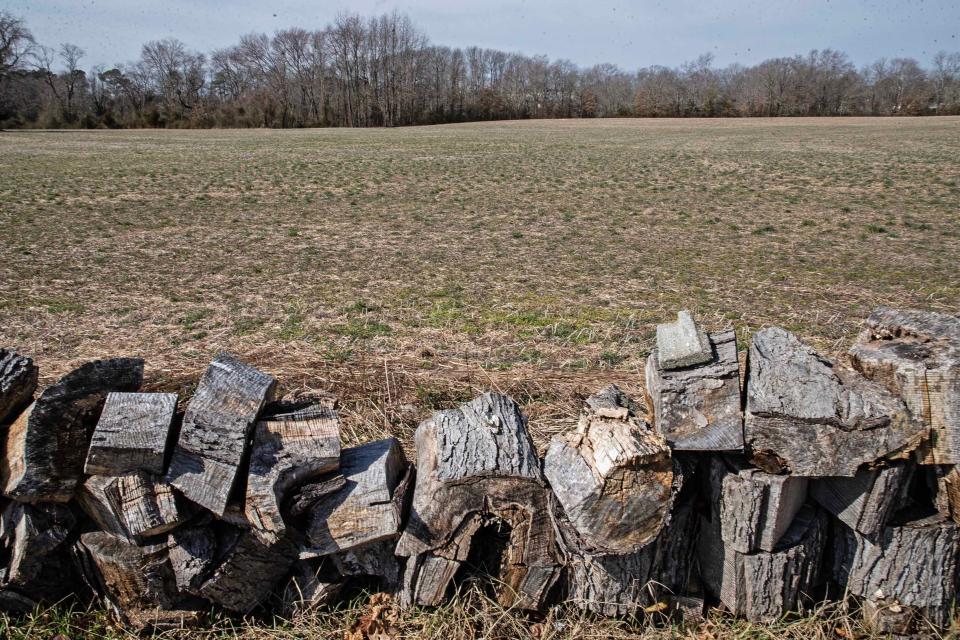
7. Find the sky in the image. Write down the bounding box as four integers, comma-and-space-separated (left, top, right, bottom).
7, 0, 959, 71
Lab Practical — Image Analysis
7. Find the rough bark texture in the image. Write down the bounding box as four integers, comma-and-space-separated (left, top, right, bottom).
245, 397, 340, 543
933, 464, 960, 525
167, 525, 215, 594
331, 539, 402, 592
77, 532, 178, 615
850, 307, 960, 465
544, 385, 673, 554
1, 358, 144, 502
304, 438, 407, 556
0, 348, 38, 426
397, 393, 561, 611
198, 530, 297, 613
166, 352, 276, 515
745, 327, 925, 476
810, 462, 912, 536
655, 310, 713, 370
286, 474, 347, 518
84, 392, 178, 476
833, 514, 958, 630
0, 501, 76, 600
646, 330, 744, 451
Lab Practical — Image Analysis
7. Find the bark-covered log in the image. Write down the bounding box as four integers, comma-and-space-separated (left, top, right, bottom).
0, 501, 77, 599
833, 514, 958, 631
745, 327, 925, 476
861, 597, 916, 636
1, 358, 144, 502
811, 462, 912, 537
0, 348, 38, 426
646, 330, 744, 451
331, 539, 402, 592
166, 352, 276, 516
397, 393, 562, 611
84, 392, 178, 476
167, 525, 216, 594
112, 472, 188, 539
198, 530, 298, 613
543, 385, 673, 554
850, 307, 960, 465
286, 474, 347, 518
304, 438, 407, 556
245, 397, 340, 543
699, 504, 827, 623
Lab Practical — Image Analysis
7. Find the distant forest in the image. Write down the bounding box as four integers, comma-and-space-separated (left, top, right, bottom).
2, 10, 960, 129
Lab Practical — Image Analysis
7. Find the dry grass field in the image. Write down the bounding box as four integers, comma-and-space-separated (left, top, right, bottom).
1, 117, 960, 638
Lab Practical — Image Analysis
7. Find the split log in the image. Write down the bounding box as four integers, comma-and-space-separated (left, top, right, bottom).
833, 514, 958, 631
112, 472, 188, 539
543, 385, 673, 554
811, 462, 912, 537
245, 397, 340, 543
646, 329, 744, 451
0, 348, 37, 425
0, 501, 76, 598
167, 525, 216, 594
198, 530, 298, 613
1, 357, 144, 502
397, 393, 562, 611
655, 310, 712, 369
744, 327, 925, 476
331, 539, 402, 592
77, 474, 131, 539
709, 456, 808, 553
932, 465, 960, 525
850, 307, 960, 465
283, 560, 342, 614
699, 504, 827, 623
286, 474, 347, 518
84, 392, 178, 476
304, 438, 407, 556
166, 352, 276, 515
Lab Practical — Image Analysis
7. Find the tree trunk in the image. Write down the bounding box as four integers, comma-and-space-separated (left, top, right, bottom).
84, 392, 178, 476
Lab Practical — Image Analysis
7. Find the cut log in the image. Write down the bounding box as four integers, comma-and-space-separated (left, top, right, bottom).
709, 456, 808, 553
543, 385, 673, 554
77, 474, 131, 539
286, 474, 347, 518
112, 472, 188, 539
0, 348, 38, 425
850, 307, 960, 465
655, 310, 712, 370
833, 514, 958, 631
0, 501, 76, 595
283, 560, 342, 614
811, 462, 912, 537
744, 327, 925, 476
167, 525, 216, 594
645, 329, 744, 451
165, 352, 276, 516
1, 357, 144, 502
245, 397, 340, 543
397, 393, 562, 611
699, 504, 827, 623
198, 530, 298, 613
932, 465, 960, 525
84, 392, 178, 475
331, 539, 402, 592
304, 438, 407, 556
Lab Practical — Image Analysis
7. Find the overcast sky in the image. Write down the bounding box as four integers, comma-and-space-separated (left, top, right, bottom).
8, 0, 959, 71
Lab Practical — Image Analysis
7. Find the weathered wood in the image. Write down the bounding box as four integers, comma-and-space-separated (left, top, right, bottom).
0, 501, 76, 598
862, 597, 916, 636
286, 474, 347, 518
198, 530, 298, 613
84, 392, 178, 475
811, 462, 912, 536
77, 532, 178, 616
544, 385, 673, 554
304, 438, 407, 556
655, 310, 712, 370
77, 474, 131, 539
167, 525, 216, 594
1, 357, 144, 502
833, 514, 958, 631
646, 330, 744, 451
397, 393, 562, 611
932, 464, 960, 525
112, 472, 188, 539
283, 560, 342, 614
245, 397, 340, 543
699, 504, 827, 623
745, 327, 925, 476
0, 348, 37, 425
165, 352, 276, 516
331, 539, 402, 592
850, 307, 960, 465
709, 456, 808, 553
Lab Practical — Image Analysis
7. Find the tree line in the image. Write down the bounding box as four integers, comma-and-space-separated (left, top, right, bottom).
2, 9, 959, 129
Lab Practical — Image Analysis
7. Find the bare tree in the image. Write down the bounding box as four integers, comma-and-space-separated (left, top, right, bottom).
0, 11, 35, 81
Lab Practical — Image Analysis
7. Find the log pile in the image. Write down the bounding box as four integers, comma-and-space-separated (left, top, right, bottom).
0, 307, 958, 634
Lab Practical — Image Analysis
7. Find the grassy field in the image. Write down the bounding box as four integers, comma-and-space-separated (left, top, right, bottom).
1, 117, 959, 638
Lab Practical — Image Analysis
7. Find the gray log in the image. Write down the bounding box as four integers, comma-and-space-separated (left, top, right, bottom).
850, 307, 960, 465
286, 474, 347, 518
811, 462, 912, 537
76, 474, 131, 540
112, 472, 188, 539
543, 385, 673, 554
331, 539, 402, 593
198, 530, 297, 613
84, 392, 177, 476
245, 397, 340, 544
165, 352, 276, 515
933, 465, 960, 525
745, 327, 925, 476
0, 348, 37, 425
167, 525, 216, 594
1, 358, 144, 502
0, 501, 76, 595
646, 330, 744, 451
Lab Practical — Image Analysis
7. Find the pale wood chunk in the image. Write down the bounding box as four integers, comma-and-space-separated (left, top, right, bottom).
76, 474, 131, 540
544, 385, 673, 554
84, 392, 177, 475
0, 348, 37, 425
113, 472, 187, 539
1, 358, 144, 502
745, 327, 925, 476
656, 310, 712, 370
245, 397, 340, 543
165, 352, 276, 515
198, 530, 298, 613
811, 462, 912, 536
646, 330, 743, 451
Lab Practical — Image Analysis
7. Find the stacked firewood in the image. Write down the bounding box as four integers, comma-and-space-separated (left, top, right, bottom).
0, 307, 957, 635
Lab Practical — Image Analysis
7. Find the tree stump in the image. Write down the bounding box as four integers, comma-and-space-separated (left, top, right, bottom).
745, 327, 925, 476
84, 392, 178, 476
811, 462, 913, 536
0, 348, 37, 426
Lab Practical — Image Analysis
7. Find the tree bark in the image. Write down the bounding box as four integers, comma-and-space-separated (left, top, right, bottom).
198, 530, 298, 613
0, 348, 37, 426
84, 392, 178, 476
0, 501, 77, 601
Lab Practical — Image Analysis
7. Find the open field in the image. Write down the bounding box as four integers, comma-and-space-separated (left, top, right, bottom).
2, 117, 960, 637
